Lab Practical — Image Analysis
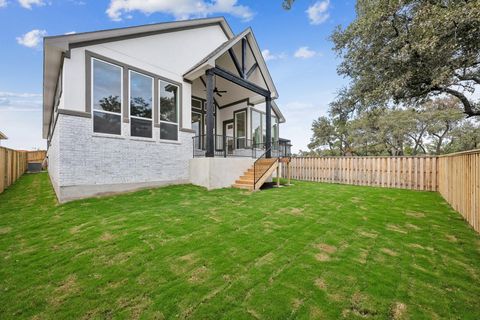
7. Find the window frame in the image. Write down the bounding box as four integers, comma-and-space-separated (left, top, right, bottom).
250, 108, 262, 146
128, 70, 154, 139
234, 109, 247, 149
159, 80, 180, 142
91, 57, 123, 136
250, 107, 280, 146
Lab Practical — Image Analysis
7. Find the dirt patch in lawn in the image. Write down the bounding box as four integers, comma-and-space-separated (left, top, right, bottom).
315, 253, 331, 262
179, 253, 197, 263
278, 207, 304, 216
255, 252, 275, 267
386, 224, 407, 234
390, 302, 407, 320
381, 248, 398, 257
408, 243, 433, 251
309, 306, 324, 319
247, 308, 261, 319
314, 243, 337, 262
357, 249, 369, 264
358, 230, 378, 238
405, 223, 421, 231
292, 298, 303, 312
446, 234, 458, 242
117, 295, 152, 320
100, 232, 116, 241
106, 251, 134, 266
189, 265, 209, 283
315, 243, 337, 254
0, 226, 12, 235
350, 197, 363, 203
290, 208, 304, 216
342, 292, 378, 318
314, 278, 327, 290
405, 211, 425, 218
49, 275, 79, 307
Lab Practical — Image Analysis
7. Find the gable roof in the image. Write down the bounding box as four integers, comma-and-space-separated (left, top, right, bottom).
43, 17, 234, 139
183, 28, 278, 100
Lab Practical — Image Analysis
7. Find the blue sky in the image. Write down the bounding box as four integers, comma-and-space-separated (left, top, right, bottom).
0, 0, 356, 151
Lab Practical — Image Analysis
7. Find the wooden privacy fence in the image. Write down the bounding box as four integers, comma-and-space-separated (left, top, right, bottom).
284, 156, 438, 191
27, 150, 47, 163
0, 148, 46, 194
438, 150, 480, 233
282, 151, 480, 233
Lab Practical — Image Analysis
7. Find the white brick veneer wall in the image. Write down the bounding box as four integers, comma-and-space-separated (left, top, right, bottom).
50, 114, 193, 195
47, 119, 60, 195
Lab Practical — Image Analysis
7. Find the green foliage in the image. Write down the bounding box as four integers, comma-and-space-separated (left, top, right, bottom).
331, 0, 480, 117
98, 95, 121, 113
308, 97, 472, 155
1, 173, 479, 319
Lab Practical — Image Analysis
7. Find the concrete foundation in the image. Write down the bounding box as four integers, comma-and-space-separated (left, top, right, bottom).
189, 157, 254, 190
55, 179, 189, 203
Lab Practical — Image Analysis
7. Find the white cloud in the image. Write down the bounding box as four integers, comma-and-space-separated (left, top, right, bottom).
0, 92, 42, 98
16, 29, 47, 48
18, 0, 45, 9
306, 0, 330, 25
261, 49, 286, 62
294, 46, 316, 59
65, 31, 76, 35
0, 0, 8, 8
0, 91, 42, 112
106, 0, 254, 22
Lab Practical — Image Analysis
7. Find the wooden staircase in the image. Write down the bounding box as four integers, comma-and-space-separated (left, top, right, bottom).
233, 158, 279, 191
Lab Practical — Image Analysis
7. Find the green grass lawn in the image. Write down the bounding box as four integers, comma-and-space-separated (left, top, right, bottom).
0, 173, 479, 319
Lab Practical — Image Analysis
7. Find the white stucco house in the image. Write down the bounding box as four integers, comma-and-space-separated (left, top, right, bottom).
43, 17, 291, 202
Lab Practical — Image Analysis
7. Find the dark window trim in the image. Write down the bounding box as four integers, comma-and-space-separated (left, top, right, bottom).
250, 108, 262, 144
250, 107, 278, 144
129, 70, 154, 138
85, 50, 185, 133
190, 97, 217, 136
159, 79, 181, 141
90, 57, 124, 136
222, 119, 235, 153
233, 107, 247, 141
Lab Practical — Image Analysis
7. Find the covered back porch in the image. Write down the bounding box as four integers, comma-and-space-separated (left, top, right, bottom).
184, 28, 291, 160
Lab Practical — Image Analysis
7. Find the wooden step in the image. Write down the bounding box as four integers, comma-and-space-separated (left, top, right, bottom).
235, 179, 254, 185
232, 157, 279, 191
257, 158, 277, 164
232, 183, 254, 191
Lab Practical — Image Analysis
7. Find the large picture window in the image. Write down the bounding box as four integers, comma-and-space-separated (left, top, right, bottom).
129, 71, 153, 138
159, 81, 179, 141
92, 59, 122, 135
251, 109, 279, 146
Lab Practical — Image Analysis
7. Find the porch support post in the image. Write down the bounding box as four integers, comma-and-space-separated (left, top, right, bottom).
205, 69, 215, 157
265, 95, 272, 158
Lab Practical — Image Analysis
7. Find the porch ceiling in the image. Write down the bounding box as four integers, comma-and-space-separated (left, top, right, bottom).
184, 28, 278, 100
191, 75, 264, 107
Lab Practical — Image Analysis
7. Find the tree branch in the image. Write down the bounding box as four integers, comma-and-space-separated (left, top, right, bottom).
432, 86, 480, 117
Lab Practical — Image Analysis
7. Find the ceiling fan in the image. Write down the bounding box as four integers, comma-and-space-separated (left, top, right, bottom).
204, 87, 228, 97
